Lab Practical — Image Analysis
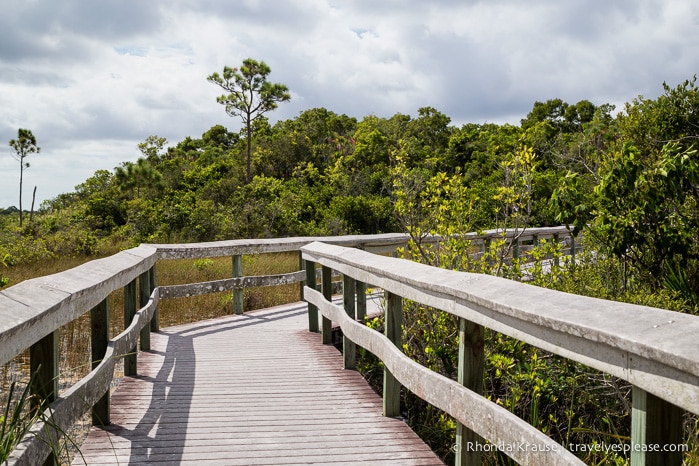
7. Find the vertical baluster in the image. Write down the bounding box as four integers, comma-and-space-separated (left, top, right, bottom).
305, 259, 319, 332
139, 270, 151, 351
91, 298, 109, 426
232, 254, 244, 315
149, 265, 159, 332
356, 280, 367, 323
455, 318, 485, 466
30, 331, 59, 404
631, 386, 683, 466
343, 275, 356, 369
383, 291, 402, 417
321, 265, 333, 344
298, 251, 304, 302
30, 329, 58, 466
124, 278, 138, 376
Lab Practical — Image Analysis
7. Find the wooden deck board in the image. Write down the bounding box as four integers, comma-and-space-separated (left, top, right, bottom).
73, 302, 443, 465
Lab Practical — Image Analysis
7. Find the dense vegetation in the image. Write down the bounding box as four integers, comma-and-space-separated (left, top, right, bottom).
3, 75, 699, 464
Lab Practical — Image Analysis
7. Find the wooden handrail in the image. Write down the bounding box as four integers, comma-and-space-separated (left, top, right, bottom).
0, 226, 575, 465
300, 241, 697, 466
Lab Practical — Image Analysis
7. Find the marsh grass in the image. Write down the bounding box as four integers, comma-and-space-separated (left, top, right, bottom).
1, 250, 303, 464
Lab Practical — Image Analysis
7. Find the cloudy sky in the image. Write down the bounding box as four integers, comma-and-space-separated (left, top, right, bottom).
1, 0, 698, 208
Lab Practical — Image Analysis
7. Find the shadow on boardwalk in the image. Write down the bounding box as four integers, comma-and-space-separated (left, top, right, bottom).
73, 303, 442, 465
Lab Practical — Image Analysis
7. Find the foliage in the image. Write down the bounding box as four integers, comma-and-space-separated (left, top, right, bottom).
208, 58, 291, 183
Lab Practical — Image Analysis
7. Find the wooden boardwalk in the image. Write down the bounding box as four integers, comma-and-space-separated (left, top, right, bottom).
73, 302, 443, 465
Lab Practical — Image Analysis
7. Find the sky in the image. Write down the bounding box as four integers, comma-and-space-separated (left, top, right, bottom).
1, 0, 698, 208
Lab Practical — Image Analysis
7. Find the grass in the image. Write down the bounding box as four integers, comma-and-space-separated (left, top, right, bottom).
0, 249, 304, 464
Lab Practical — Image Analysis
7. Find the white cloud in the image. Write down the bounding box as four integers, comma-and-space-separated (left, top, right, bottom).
1, 0, 699, 207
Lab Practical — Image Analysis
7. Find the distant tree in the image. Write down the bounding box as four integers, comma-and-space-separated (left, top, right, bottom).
138, 135, 168, 163
8, 128, 40, 227
114, 158, 163, 198
208, 58, 291, 183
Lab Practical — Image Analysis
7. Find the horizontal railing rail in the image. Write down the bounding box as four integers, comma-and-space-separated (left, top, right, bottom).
301, 242, 698, 466
0, 226, 575, 465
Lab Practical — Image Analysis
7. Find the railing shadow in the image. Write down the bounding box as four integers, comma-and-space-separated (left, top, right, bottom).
90, 305, 306, 464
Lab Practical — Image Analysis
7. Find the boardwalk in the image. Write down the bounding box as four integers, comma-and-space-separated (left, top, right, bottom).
73, 302, 443, 465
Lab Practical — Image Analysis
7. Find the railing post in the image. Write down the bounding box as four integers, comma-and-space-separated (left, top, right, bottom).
29, 330, 58, 466
553, 233, 560, 268
149, 265, 159, 332
91, 298, 109, 426
631, 386, 683, 466
124, 278, 138, 376
356, 280, 367, 323
139, 270, 151, 351
455, 318, 485, 466
383, 291, 402, 417
570, 234, 577, 263
343, 275, 356, 370
298, 251, 304, 302
30, 330, 59, 405
232, 254, 244, 315
305, 260, 319, 332
321, 265, 333, 344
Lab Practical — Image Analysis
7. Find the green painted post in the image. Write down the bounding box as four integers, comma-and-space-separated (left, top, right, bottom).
455, 318, 485, 466
343, 275, 357, 370
305, 260, 319, 332
91, 298, 110, 426
232, 254, 244, 315
29, 330, 58, 466
631, 386, 683, 466
149, 265, 159, 332
298, 251, 304, 302
383, 291, 402, 417
321, 265, 333, 345
139, 270, 151, 351
356, 280, 367, 323
124, 278, 138, 376
30, 330, 59, 404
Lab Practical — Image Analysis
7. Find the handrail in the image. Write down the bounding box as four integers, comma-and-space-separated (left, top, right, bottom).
300, 242, 698, 466
0, 226, 574, 465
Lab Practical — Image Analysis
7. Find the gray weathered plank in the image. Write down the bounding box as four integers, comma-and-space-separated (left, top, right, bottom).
72, 303, 443, 465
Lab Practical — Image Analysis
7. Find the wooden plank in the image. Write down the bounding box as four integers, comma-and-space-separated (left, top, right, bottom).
73, 303, 443, 466
158, 271, 305, 299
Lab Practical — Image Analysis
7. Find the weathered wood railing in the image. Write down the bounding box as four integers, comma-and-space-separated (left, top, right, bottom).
0, 227, 574, 465
301, 242, 698, 466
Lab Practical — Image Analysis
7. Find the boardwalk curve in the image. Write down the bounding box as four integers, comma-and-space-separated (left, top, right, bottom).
73, 302, 443, 465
